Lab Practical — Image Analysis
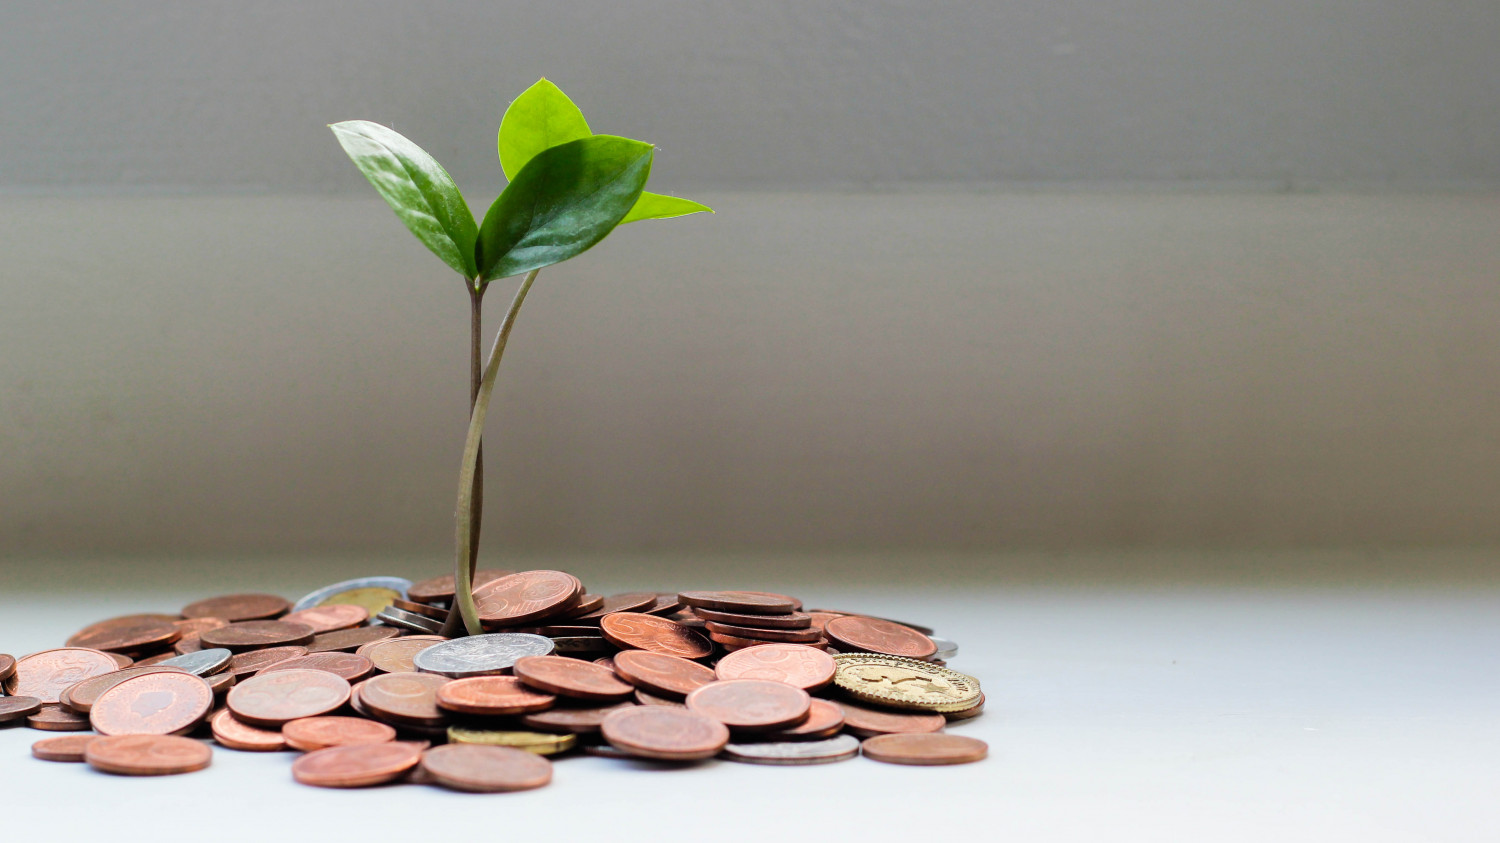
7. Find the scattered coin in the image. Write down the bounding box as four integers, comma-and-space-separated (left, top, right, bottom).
831, 653, 981, 713
824, 616, 937, 659
512, 655, 634, 702
568, 592, 659, 622
56, 664, 183, 710
258, 652, 374, 682
645, 594, 684, 615
703, 621, 824, 643
685, 679, 812, 732
172, 617, 230, 639
808, 609, 935, 635
611, 650, 717, 698
678, 590, 798, 615
7, 648, 120, 703
600, 706, 730, 761
375, 606, 445, 634
691, 607, 813, 629
521, 701, 637, 734
473, 570, 583, 626
307, 626, 401, 653
182, 593, 290, 622
200, 620, 316, 652
359, 672, 450, 727
835, 700, 946, 737
390, 598, 448, 621
419, 743, 552, 792
0, 653, 16, 683
31, 734, 98, 762
413, 633, 555, 678
89, 671, 213, 736
154, 648, 232, 677
227, 668, 351, 728
0, 695, 43, 722
228, 646, 309, 678
106, 652, 135, 668
65, 615, 181, 655
282, 716, 397, 751
86, 734, 213, 776
291, 576, 412, 614
714, 643, 837, 690
357, 635, 445, 674
560, 593, 605, 618
406, 569, 511, 605
210, 708, 286, 751
600, 613, 713, 659
721, 734, 861, 766
860, 733, 988, 766
944, 692, 986, 721
762, 698, 846, 740
928, 634, 960, 661
635, 688, 687, 707
28, 704, 92, 730
436, 676, 556, 716
445, 728, 576, 755
282, 604, 369, 633
292, 741, 423, 787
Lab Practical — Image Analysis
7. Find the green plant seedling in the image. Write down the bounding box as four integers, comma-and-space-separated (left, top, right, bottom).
332, 78, 711, 635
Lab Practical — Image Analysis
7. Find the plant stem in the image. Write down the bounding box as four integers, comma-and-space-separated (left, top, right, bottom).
440, 282, 488, 639
452, 268, 541, 636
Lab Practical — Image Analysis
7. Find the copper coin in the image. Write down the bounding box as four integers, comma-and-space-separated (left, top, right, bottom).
635, 689, 687, 707
600, 706, 729, 761
420, 744, 552, 792
436, 676, 555, 716
944, 692, 986, 721
308, 626, 401, 653
229, 646, 309, 678
359, 672, 450, 726
181, 593, 290, 621
406, 568, 513, 604
521, 701, 637, 734
593, 656, 616, 671
644, 594, 684, 615
512, 655, 634, 702
66, 615, 182, 655
206, 670, 236, 698
8, 648, 120, 703
86, 734, 213, 775
685, 679, 811, 732
281, 604, 369, 633
292, 741, 423, 787
599, 613, 712, 659
715, 643, 837, 691
227, 668, 351, 728
390, 599, 448, 621
692, 607, 813, 629
173, 616, 230, 637
809, 608, 935, 635
473, 570, 583, 626
703, 621, 824, 643
200, 620, 316, 652
259, 652, 374, 682
173, 633, 206, 655
0, 695, 43, 722
209, 708, 286, 751
0, 653, 16, 682
28, 704, 92, 731
824, 616, 937, 659
560, 593, 605, 618
678, 591, 797, 615
611, 650, 717, 698
283, 716, 397, 751
711, 631, 828, 651
568, 592, 659, 623
835, 700, 946, 737
90, 672, 213, 736
107, 652, 135, 668
64, 665, 191, 712
32, 734, 98, 762
762, 698, 845, 740
357, 635, 445, 674
861, 733, 988, 765
806, 611, 847, 634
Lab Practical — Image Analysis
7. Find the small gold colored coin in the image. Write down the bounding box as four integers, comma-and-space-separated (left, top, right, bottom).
318, 587, 402, 617
830, 653, 981, 713
445, 728, 577, 756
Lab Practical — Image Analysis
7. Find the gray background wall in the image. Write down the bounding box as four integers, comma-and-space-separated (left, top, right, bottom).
3, 2, 1499, 559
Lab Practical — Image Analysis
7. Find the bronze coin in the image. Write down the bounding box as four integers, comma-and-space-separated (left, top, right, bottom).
65, 665, 191, 712
611, 650, 717, 698
599, 613, 713, 659
512, 655, 634, 702
944, 692, 986, 721
0, 695, 43, 722
283, 716, 397, 751
308, 626, 401, 653
258, 652, 374, 682
28, 703, 92, 731
568, 592, 659, 623
181, 593, 290, 621
356, 635, 445, 673
107, 652, 135, 668
200, 620, 316, 652
90, 672, 213, 736
406, 568, 513, 604
292, 741, 423, 787
391, 599, 448, 621
644, 594, 684, 615
31, 734, 98, 762
8, 648, 120, 703
359, 672, 450, 726
473, 570, 583, 626
703, 621, 824, 643
635, 689, 687, 707
173, 616, 230, 637
228, 645, 309, 678
0, 653, 16, 682
173, 633, 206, 655
227, 668, 351, 728
281, 604, 370, 633
66, 615, 182, 655
206, 670, 236, 698
714, 643, 837, 691
835, 700, 946, 737
209, 708, 286, 751
685, 679, 811, 732
593, 656, 616, 671
762, 698, 845, 740
420, 744, 552, 792
710, 631, 829, 651
860, 733, 988, 765
559, 593, 605, 618
824, 616, 937, 659
600, 706, 729, 761
805, 611, 847, 634
808, 608, 934, 635
86, 734, 213, 775
678, 591, 798, 615
521, 701, 637, 734
436, 676, 555, 716
691, 607, 813, 629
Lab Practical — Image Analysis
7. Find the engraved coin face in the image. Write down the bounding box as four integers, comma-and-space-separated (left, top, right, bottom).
714, 644, 837, 690
599, 613, 713, 659
721, 734, 861, 765
359, 672, 450, 725
511, 655, 634, 702
66, 615, 181, 655
258, 652, 374, 683
831, 654, 981, 712
473, 571, 582, 626
685, 679, 811, 731
292, 742, 422, 788
181, 594, 290, 622
600, 706, 729, 761
65, 665, 192, 712
86, 734, 213, 776
200, 621, 316, 653
824, 616, 937, 659
420, 744, 552, 792
282, 716, 396, 752
227, 668, 352, 728
356, 635, 445, 674
611, 651, 717, 698
281, 604, 369, 633
413, 633, 555, 678
7, 649, 120, 703
90, 672, 213, 736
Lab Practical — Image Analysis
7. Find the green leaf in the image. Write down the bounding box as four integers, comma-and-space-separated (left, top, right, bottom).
476, 135, 654, 282
497, 78, 592, 182
621, 191, 714, 224
330, 120, 478, 278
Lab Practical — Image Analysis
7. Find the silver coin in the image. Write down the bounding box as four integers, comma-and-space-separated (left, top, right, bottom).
412, 633, 556, 678
720, 734, 861, 766
928, 635, 959, 661
155, 648, 233, 676
292, 576, 413, 612
376, 607, 445, 634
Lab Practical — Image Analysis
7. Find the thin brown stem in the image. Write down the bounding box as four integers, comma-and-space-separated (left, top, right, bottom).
440, 282, 487, 638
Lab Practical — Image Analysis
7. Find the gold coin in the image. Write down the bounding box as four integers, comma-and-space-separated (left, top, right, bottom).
831, 653, 981, 713
318, 588, 401, 617
446, 728, 577, 756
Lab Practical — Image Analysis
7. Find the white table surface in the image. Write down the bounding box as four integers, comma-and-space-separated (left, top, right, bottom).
1, 583, 1496, 842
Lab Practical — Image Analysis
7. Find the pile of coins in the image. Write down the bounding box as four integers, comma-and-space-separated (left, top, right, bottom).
2, 571, 987, 789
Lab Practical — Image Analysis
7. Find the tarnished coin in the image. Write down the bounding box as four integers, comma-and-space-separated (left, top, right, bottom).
836, 700, 946, 737
568, 592, 659, 623
291, 576, 412, 613
721, 734, 861, 766
0, 695, 43, 722
824, 616, 937, 659
182, 593, 290, 622
292, 741, 422, 787
600, 706, 729, 761
521, 701, 637, 734
359, 672, 450, 726
445, 728, 576, 755
686, 679, 811, 732
281, 604, 369, 633
86, 734, 213, 776
357, 635, 445, 674
8, 648, 120, 703
832, 654, 981, 713
715, 643, 837, 690
200, 620, 316, 652
678, 591, 797, 615
28, 704, 91, 730
611, 650, 717, 698
420, 744, 552, 792
861, 733, 988, 766
375, 606, 445, 634
66, 615, 182, 655
513, 655, 634, 702
762, 699, 846, 740
64, 665, 192, 713
227, 668, 351, 728
413, 633, 555, 678
282, 716, 397, 751
308, 626, 401, 653
90, 672, 213, 736
703, 621, 824, 643
210, 708, 286, 751
473, 570, 583, 626
258, 652, 374, 682
599, 613, 713, 659
0, 653, 16, 682
436, 676, 555, 716
691, 607, 813, 629
228, 646, 308, 678
32, 734, 98, 762
406, 569, 512, 605
155, 648, 233, 677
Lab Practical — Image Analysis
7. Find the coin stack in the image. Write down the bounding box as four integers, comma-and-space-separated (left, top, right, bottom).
2, 570, 987, 787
